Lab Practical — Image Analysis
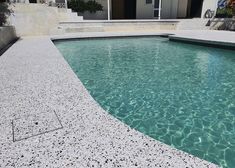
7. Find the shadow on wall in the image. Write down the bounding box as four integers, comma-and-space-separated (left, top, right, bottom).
0, 26, 18, 56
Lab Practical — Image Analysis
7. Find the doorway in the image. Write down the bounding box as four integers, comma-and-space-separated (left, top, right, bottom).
29, 0, 37, 3
187, 0, 203, 18
112, 0, 136, 19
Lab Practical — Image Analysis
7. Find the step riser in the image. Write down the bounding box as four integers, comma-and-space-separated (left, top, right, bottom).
59, 22, 177, 33
65, 27, 104, 33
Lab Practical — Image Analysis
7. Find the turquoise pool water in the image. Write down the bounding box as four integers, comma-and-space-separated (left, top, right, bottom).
55, 37, 235, 168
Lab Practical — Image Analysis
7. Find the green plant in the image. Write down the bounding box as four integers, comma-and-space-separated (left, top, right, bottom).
68, 0, 87, 13
216, 8, 233, 18
232, 3, 235, 16
68, 0, 103, 13
86, 0, 103, 13
0, 0, 12, 26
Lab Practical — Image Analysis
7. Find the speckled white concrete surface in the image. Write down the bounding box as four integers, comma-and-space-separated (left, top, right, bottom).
0, 35, 220, 167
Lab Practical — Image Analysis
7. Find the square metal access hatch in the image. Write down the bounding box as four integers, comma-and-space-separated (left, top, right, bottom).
12, 110, 63, 142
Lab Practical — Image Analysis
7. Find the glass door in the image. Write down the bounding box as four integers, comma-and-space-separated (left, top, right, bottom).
153, 0, 161, 19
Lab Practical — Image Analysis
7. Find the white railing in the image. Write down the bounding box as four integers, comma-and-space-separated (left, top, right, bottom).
55, 2, 67, 8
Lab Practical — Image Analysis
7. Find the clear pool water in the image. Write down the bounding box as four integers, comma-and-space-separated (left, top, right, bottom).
55, 37, 235, 168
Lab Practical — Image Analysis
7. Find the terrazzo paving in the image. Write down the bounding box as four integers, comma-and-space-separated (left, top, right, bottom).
12, 110, 63, 142
0, 35, 220, 167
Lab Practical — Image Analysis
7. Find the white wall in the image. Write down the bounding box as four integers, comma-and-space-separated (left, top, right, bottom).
10, 4, 60, 36
177, 0, 188, 18
81, 0, 214, 20
201, 0, 218, 18
172, 0, 179, 18
161, 0, 178, 19
136, 0, 153, 19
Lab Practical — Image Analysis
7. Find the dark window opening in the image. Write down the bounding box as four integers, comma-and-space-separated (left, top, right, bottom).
154, 0, 159, 8
187, 0, 203, 18
29, 0, 37, 3
125, 0, 136, 19
146, 0, 152, 4
112, 0, 136, 19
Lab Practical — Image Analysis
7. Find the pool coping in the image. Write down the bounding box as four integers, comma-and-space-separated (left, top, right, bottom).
51, 31, 235, 50
0, 31, 229, 167
169, 36, 235, 50
50, 32, 174, 41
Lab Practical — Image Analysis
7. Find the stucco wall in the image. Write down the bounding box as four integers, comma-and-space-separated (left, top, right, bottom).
136, 0, 153, 19
201, 0, 218, 18
10, 4, 59, 36
0, 26, 17, 53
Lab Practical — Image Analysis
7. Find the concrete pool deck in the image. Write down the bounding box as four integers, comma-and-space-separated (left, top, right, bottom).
1, 30, 233, 167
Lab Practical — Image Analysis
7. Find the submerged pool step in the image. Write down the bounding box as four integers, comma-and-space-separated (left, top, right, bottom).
59, 21, 178, 33
64, 26, 104, 33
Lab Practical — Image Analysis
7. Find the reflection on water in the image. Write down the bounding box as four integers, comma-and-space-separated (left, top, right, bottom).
55, 37, 235, 168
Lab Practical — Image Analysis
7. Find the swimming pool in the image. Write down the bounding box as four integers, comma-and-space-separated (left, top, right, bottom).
55, 37, 235, 168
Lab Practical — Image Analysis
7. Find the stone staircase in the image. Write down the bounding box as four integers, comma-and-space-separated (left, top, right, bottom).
57, 8, 83, 22
9, 3, 83, 36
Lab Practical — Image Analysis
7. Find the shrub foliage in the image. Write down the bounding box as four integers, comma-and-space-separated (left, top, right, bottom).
216, 0, 235, 18
68, 0, 103, 13
0, 0, 12, 26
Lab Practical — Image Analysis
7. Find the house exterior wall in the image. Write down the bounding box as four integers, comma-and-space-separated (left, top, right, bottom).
136, 0, 181, 19
77, 0, 218, 20
82, 0, 108, 19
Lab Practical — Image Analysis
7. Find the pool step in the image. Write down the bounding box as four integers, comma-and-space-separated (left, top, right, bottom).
57, 8, 83, 22
64, 26, 104, 33
58, 21, 178, 33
